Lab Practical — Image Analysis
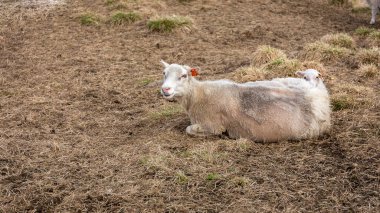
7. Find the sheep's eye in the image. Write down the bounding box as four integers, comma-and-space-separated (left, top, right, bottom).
163, 72, 165, 75
178, 75, 187, 80
316, 76, 319, 79
304, 77, 307, 80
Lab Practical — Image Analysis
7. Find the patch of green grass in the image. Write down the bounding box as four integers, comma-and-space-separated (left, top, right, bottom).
206, 173, 219, 181
355, 26, 376, 36
140, 78, 153, 86
331, 96, 353, 111
80, 13, 100, 26
147, 15, 192, 32
111, 12, 141, 25
267, 58, 286, 67
175, 171, 189, 184
150, 105, 183, 119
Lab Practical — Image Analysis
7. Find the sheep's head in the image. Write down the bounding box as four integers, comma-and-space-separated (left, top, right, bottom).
296, 69, 322, 87
160, 60, 197, 100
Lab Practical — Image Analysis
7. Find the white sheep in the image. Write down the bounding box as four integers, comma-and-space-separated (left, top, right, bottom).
272, 69, 324, 89
367, 0, 380, 24
295, 69, 323, 87
160, 61, 331, 142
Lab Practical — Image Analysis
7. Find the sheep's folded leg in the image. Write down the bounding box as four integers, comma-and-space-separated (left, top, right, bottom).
186, 124, 213, 137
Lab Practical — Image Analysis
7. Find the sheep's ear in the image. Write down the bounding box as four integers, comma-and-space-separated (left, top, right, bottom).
295, 71, 304, 77
160, 60, 169, 68
190, 68, 199, 76
183, 65, 200, 76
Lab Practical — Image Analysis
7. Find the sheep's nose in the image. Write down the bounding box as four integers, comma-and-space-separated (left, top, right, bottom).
162, 87, 171, 93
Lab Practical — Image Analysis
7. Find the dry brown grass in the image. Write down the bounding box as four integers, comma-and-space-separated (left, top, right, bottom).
300, 60, 327, 74
233, 46, 328, 82
252, 45, 287, 66
356, 47, 380, 66
368, 30, 380, 46
321, 33, 356, 48
232, 65, 268, 82
1, 0, 379, 212
147, 15, 193, 32
330, 83, 376, 111
357, 64, 379, 78
303, 41, 351, 62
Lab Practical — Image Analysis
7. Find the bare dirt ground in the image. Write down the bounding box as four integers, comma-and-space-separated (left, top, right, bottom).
0, 0, 379, 212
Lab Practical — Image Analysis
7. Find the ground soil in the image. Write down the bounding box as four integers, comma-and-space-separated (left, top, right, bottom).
0, 0, 379, 212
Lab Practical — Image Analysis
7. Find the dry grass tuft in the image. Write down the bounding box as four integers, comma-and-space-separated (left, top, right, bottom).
232, 65, 268, 82
228, 176, 251, 188
234, 46, 330, 83
321, 33, 355, 48
110, 12, 141, 25
367, 30, 380, 46
303, 41, 351, 62
355, 26, 376, 36
357, 64, 379, 78
262, 58, 302, 77
206, 173, 219, 181
330, 83, 375, 111
300, 60, 327, 74
79, 13, 100, 26
356, 47, 380, 66
105, 0, 128, 10
252, 45, 287, 66
232, 45, 305, 82
147, 15, 193, 32
175, 170, 189, 184
329, 0, 349, 5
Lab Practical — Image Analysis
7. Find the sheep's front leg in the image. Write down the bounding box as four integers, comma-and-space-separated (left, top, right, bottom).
370, 6, 378, 24
186, 124, 214, 137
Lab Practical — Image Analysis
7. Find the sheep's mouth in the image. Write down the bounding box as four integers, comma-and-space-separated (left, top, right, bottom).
163, 93, 175, 100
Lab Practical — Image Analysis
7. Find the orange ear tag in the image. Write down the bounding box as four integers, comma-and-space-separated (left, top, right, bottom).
190, 68, 199, 77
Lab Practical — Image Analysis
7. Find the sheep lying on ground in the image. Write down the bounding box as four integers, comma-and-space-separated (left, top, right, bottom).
160, 61, 331, 142
367, 0, 380, 24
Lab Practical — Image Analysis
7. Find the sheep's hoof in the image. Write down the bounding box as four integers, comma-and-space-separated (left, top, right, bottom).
370, 20, 375, 25
186, 125, 212, 137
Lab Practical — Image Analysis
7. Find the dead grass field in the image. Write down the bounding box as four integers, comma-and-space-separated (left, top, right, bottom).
0, 0, 379, 212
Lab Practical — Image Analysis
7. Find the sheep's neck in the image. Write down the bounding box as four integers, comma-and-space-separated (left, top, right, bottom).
179, 78, 203, 112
